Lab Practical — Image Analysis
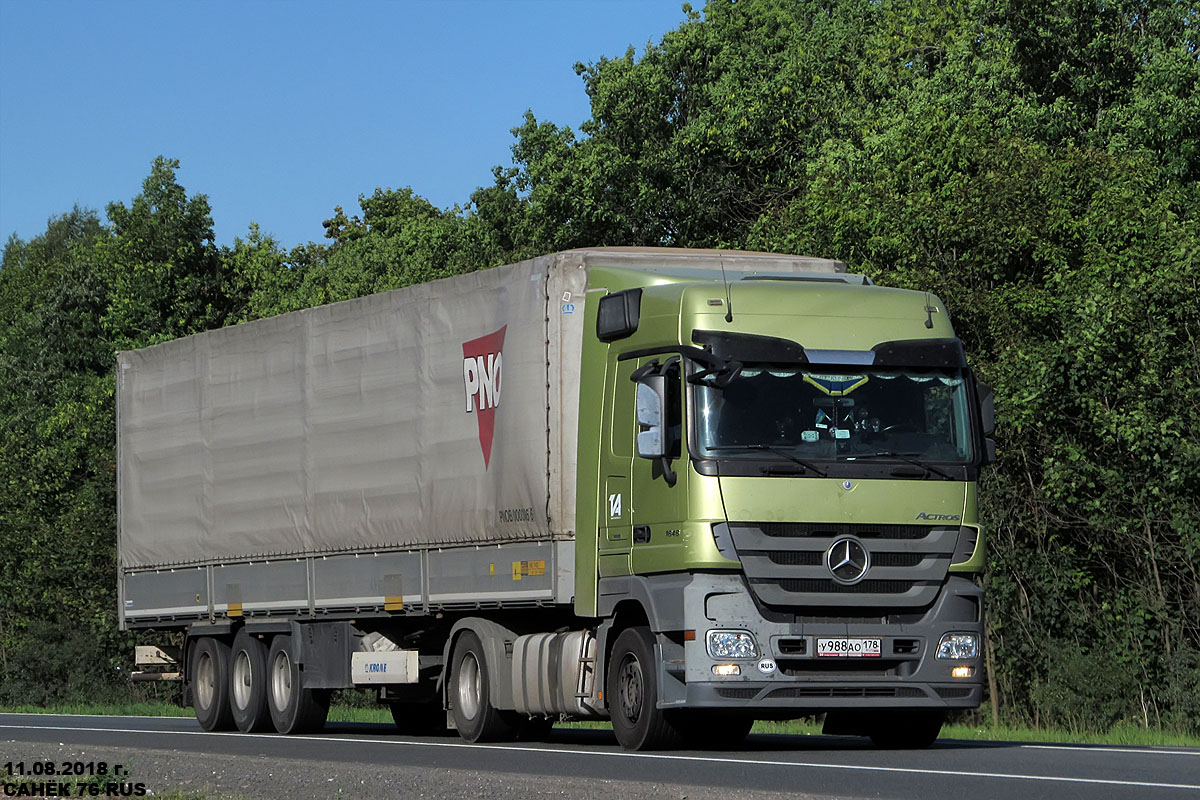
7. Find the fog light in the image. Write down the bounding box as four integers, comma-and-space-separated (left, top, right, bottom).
937, 633, 979, 660
706, 630, 758, 659
951, 666, 975, 678
712, 664, 741, 676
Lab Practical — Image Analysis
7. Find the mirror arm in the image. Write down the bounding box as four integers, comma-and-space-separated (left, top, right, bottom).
659, 456, 677, 487
629, 360, 659, 382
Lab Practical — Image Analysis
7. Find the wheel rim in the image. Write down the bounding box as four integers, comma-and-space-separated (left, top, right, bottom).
271, 649, 292, 711
196, 651, 215, 710
232, 650, 252, 711
456, 651, 482, 721
616, 653, 644, 725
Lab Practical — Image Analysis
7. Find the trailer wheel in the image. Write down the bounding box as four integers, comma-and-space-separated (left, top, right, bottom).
191, 637, 235, 731
868, 709, 944, 749
229, 629, 271, 732
266, 634, 330, 734
449, 631, 516, 742
606, 626, 682, 750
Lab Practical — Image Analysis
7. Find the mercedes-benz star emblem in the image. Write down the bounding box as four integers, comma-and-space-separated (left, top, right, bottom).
825, 537, 870, 584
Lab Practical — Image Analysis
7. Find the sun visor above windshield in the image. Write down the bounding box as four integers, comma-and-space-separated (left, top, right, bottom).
691, 330, 808, 363
871, 338, 967, 368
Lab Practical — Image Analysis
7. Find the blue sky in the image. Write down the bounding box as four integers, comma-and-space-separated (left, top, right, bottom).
0, 1, 689, 249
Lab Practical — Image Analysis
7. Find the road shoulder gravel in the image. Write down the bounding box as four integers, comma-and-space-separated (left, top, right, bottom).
2, 741, 834, 800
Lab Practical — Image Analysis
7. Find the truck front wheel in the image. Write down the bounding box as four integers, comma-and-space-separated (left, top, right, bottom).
266, 634, 329, 734
190, 637, 235, 731
230, 629, 271, 733
449, 631, 516, 742
606, 627, 682, 751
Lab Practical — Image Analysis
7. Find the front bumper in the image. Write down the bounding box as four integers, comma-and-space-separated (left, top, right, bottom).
657, 572, 984, 712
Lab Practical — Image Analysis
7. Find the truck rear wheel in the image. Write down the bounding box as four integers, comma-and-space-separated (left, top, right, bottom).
230, 629, 271, 733
606, 627, 682, 751
191, 637, 236, 731
449, 631, 516, 742
266, 634, 329, 734
868, 709, 945, 749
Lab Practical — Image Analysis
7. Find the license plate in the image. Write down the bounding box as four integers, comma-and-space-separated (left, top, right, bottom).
816, 637, 882, 657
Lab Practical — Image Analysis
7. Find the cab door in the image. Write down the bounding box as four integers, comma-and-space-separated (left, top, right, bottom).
629, 357, 689, 574
597, 356, 634, 576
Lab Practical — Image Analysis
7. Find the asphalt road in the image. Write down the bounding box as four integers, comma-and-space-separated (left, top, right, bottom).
2, 714, 1198, 800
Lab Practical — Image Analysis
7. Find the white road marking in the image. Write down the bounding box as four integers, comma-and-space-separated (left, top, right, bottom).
1021, 743, 1200, 757
2, 722, 1199, 792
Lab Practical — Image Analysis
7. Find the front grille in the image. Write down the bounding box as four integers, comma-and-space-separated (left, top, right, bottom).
729, 522, 958, 611
771, 578, 914, 594
716, 687, 761, 699
873, 553, 926, 568
936, 687, 974, 699
759, 522, 933, 540
768, 552, 924, 568
767, 551, 823, 566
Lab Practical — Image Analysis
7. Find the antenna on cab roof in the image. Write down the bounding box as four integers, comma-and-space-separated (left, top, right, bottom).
720, 255, 734, 323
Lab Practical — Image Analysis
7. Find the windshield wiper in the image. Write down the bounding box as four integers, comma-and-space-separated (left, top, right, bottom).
842, 451, 957, 480
707, 444, 828, 477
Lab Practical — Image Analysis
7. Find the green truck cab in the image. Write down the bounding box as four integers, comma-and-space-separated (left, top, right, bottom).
575, 261, 994, 749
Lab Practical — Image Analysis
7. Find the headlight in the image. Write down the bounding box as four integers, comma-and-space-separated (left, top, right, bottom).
937, 633, 979, 660
706, 630, 758, 659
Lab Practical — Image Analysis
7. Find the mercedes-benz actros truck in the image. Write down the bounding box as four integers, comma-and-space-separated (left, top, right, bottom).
119, 247, 994, 750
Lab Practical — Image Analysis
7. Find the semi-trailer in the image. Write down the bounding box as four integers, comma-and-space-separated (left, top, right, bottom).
118, 247, 994, 750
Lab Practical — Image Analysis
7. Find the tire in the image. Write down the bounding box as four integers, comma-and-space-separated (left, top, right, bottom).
190, 637, 235, 731
266, 634, 330, 734
389, 700, 449, 736
229, 629, 272, 733
606, 627, 683, 751
868, 709, 945, 749
449, 631, 516, 742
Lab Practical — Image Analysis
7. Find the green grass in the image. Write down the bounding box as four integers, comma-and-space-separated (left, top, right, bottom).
326, 705, 393, 723
0, 701, 195, 717
0, 701, 394, 724
939, 721, 1200, 748
4, 702, 1196, 747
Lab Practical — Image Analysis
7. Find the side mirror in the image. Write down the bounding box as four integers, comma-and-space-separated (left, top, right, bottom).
597, 288, 643, 342
635, 379, 666, 458
977, 381, 995, 437
976, 379, 997, 465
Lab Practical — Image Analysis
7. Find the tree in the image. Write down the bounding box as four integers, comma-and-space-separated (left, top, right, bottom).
100, 156, 237, 350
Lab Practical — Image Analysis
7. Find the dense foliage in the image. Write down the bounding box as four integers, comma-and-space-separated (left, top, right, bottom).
1, 0, 1196, 733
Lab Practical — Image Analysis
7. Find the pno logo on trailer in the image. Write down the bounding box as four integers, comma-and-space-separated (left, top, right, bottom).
462, 325, 507, 469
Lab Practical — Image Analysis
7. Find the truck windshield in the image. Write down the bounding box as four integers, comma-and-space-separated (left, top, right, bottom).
694, 365, 974, 464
